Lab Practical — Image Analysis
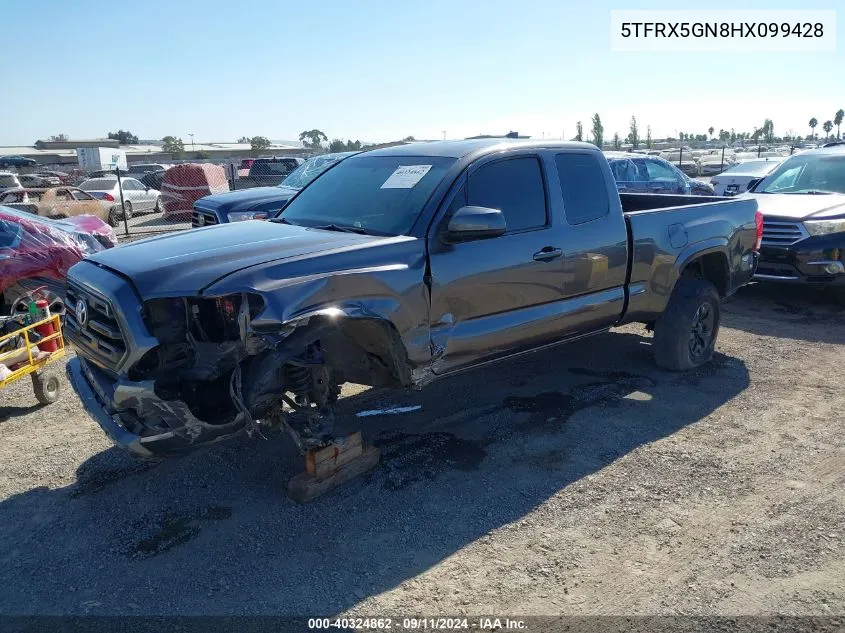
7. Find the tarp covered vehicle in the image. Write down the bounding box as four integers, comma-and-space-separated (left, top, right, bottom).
160, 164, 229, 220
0, 206, 117, 315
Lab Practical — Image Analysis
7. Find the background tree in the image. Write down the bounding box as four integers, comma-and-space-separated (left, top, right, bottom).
627, 116, 639, 149
195, 151, 211, 159
823, 120, 833, 139
612, 132, 621, 150
299, 129, 328, 150
108, 130, 139, 144
161, 136, 184, 153
708, 126, 714, 139
835, 109, 844, 139
238, 136, 250, 143
249, 136, 272, 151
346, 140, 362, 151
679, 132, 685, 142
761, 119, 774, 144
590, 113, 604, 148
809, 118, 818, 139
646, 125, 652, 148
574, 121, 583, 142
401, 136, 416, 142
328, 139, 346, 153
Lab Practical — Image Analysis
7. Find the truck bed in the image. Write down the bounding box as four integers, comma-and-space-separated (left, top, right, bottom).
618, 193, 759, 323
620, 192, 727, 214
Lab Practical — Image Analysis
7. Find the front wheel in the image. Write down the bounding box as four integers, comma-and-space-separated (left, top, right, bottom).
154, 196, 163, 213
653, 278, 721, 371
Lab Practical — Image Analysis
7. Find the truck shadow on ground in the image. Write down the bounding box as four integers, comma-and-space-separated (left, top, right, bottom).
723, 282, 845, 344
0, 329, 750, 615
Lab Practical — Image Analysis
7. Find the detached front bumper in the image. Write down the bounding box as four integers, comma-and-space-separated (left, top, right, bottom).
755, 235, 845, 287
66, 357, 247, 457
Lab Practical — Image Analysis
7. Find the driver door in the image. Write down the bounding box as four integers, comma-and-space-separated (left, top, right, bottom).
427, 154, 567, 375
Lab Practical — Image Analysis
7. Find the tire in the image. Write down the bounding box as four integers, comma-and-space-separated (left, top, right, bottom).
108, 208, 120, 227
122, 200, 133, 220
653, 278, 721, 371
154, 196, 162, 213
32, 372, 61, 405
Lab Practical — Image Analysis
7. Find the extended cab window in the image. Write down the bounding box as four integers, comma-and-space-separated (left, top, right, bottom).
468, 157, 547, 232
555, 153, 610, 225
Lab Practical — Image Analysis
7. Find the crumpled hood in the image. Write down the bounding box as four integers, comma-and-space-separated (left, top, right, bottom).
84, 221, 386, 298
742, 193, 845, 220
195, 186, 299, 213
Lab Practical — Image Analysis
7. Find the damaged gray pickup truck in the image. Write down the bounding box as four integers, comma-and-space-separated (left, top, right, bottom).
66, 140, 761, 458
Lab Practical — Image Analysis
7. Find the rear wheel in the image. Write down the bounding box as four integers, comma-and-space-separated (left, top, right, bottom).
653, 278, 721, 371
154, 196, 163, 213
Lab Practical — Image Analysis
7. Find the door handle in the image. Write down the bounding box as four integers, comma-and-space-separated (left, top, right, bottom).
533, 246, 563, 262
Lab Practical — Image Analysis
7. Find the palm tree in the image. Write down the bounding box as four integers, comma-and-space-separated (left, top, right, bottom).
823, 120, 833, 140
835, 109, 844, 139
708, 126, 714, 139
809, 117, 818, 139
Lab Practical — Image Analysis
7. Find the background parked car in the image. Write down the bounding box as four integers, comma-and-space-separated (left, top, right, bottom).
0, 187, 110, 222
605, 153, 715, 196
36, 169, 73, 185
247, 157, 304, 186
19, 173, 61, 187
138, 169, 166, 191
192, 151, 357, 226
78, 177, 162, 225
127, 163, 169, 178
0, 172, 22, 192
0, 206, 117, 317
0, 155, 37, 169
711, 158, 784, 196
744, 144, 845, 303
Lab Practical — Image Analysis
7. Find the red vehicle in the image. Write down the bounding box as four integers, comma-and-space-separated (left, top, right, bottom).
160, 163, 230, 220
0, 207, 117, 315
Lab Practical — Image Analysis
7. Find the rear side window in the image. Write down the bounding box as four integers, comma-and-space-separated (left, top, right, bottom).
555, 153, 610, 225
468, 157, 547, 232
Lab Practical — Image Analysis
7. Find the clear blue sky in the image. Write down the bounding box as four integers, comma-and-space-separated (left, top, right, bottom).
1, 0, 842, 145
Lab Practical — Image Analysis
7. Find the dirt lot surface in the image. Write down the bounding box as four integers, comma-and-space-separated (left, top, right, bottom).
0, 284, 843, 616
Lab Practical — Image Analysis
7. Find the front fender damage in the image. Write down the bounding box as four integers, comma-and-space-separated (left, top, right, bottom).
72, 290, 424, 457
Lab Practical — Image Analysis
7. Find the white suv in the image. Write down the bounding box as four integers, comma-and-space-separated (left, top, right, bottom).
0, 172, 22, 192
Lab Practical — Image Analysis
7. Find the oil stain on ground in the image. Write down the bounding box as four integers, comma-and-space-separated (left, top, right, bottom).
373, 432, 486, 490
127, 506, 232, 559
502, 368, 657, 429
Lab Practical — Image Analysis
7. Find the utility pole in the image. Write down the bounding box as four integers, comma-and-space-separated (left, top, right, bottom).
442, 130, 446, 140
189, 133, 195, 152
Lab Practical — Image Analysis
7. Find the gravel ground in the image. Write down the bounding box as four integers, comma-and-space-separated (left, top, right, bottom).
0, 283, 843, 616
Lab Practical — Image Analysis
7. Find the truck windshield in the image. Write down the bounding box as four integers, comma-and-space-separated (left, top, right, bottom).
754, 155, 845, 195
279, 155, 343, 190
277, 155, 455, 235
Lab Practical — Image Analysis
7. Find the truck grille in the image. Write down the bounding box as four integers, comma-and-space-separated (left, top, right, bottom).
64, 282, 127, 370
191, 208, 218, 227
761, 221, 808, 247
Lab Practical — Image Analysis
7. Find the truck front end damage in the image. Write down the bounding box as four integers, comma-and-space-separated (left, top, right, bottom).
63, 260, 417, 458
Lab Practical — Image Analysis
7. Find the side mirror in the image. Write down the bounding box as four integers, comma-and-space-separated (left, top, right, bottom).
746, 178, 762, 191
443, 205, 506, 243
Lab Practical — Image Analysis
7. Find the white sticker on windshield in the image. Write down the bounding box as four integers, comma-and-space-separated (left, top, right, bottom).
380, 165, 433, 189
